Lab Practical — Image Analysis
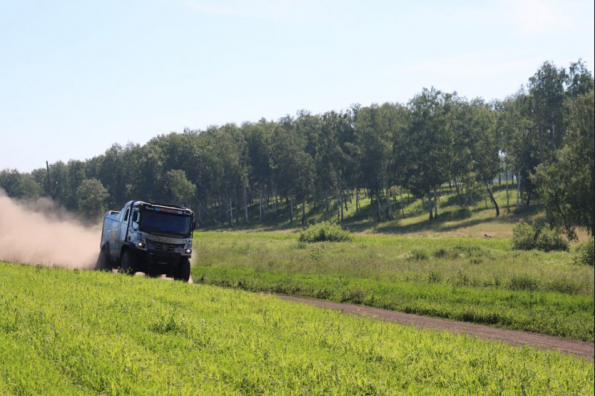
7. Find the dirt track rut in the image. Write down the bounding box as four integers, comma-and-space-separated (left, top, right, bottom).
276, 294, 595, 361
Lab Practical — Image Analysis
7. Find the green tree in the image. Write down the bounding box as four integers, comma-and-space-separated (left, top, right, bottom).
405, 88, 454, 220
163, 169, 196, 207
532, 91, 594, 237
77, 178, 109, 221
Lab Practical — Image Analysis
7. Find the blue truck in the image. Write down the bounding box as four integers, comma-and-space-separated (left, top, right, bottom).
98, 201, 196, 281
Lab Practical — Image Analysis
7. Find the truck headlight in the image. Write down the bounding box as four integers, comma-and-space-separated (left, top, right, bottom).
184, 249, 192, 254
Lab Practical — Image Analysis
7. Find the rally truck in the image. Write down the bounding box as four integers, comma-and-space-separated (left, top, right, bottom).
98, 201, 196, 281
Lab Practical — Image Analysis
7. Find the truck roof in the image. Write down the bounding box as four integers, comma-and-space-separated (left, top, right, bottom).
126, 201, 193, 215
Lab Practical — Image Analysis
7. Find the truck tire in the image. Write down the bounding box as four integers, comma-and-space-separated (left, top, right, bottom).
120, 251, 136, 275
94, 246, 111, 271
174, 258, 191, 282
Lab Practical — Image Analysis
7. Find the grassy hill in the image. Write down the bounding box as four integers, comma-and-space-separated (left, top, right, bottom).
200, 182, 591, 241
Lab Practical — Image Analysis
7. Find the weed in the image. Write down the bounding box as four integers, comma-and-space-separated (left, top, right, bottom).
341, 285, 367, 303
428, 270, 443, 284
573, 237, 594, 266
299, 222, 352, 243
509, 275, 539, 291
409, 249, 429, 261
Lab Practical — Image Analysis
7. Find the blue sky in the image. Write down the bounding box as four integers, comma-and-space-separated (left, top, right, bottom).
1, 0, 593, 172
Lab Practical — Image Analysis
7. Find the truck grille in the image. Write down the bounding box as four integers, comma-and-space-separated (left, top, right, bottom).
147, 241, 183, 253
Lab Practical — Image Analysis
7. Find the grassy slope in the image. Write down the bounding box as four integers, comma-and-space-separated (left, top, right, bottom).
202, 183, 568, 239
192, 232, 594, 341
1, 262, 593, 394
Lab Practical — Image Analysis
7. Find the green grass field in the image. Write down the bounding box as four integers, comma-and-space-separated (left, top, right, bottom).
192, 232, 595, 341
1, 262, 593, 394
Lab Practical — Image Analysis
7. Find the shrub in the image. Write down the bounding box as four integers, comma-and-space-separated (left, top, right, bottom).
511, 221, 538, 250
299, 222, 352, 243
409, 249, 429, 261
508, 274, 539, 291
573, 237, 594, 266
535, 227, 569, 252
427, 270, 443, 283
432, 248, 447, 258
511, 221, 568, 252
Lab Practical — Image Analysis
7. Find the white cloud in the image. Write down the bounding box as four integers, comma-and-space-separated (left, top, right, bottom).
182, 0, 305, 19
502, 0, 574, 35
396, 51, 546, 80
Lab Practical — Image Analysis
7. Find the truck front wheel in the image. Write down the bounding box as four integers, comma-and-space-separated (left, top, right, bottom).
120, 251, 136, 275
95, 246, 111, 271
174, 258, 191, 282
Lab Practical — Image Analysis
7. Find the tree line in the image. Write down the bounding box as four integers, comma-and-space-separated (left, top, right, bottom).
1, 60, 593, 236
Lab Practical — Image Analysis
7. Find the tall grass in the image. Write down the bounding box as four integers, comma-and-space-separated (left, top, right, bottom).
193, 232, 595, 340
1, 262, 593, 394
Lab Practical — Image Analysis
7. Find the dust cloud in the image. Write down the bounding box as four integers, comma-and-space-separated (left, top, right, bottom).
0, 190, 101, 269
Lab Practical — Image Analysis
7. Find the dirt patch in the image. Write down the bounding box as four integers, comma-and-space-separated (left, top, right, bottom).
276, 295, 594, 361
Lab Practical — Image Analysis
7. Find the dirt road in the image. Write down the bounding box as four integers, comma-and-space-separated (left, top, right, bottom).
124, 272, 594, 361
276, 295, 595, 361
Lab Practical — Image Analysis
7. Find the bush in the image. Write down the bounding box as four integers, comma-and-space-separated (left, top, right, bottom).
535, 227, 569, 252
409, 249, 429, 261
573, 237, 594, 266
511, 221, 568, 252
511, 221, 538, 250
299, 222, 352, 243
508, 274, 539, 291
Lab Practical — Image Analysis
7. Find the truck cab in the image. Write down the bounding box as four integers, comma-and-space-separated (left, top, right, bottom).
98, 201, 196, 281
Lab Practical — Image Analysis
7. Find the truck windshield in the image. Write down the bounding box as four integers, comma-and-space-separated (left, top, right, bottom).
140, 211, 191, 237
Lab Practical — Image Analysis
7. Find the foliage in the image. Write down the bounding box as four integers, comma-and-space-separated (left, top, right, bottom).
76, 178, 109, 221
532, 91, 594, 238
163, 169, 196, 207
193, 232, 594, 340
573, 237, 594, 266
299, 222, 352, 243
512, 221, 569, 252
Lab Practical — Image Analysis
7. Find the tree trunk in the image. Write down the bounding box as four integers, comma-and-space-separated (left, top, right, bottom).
385, 187, 393, 220
259, 190, 263, 222
290, 195, 294, 223
228, 197, 234, 228
516, 172, 521, 210
325, 192, 329, 221
343, 191, 348, 212
399, 186, 405, 218
375, 191, 383, 222
274, 190, 278, 218
485, 182, 499, 217
434, 186, 438, 219
526, 191, 532, 208
505, 167, 510, 213
338, 189, 344, 223
355, 189, 360, 214
428, 191, 433, 221
302, 197, 306, 225
243, 186, 249, 224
